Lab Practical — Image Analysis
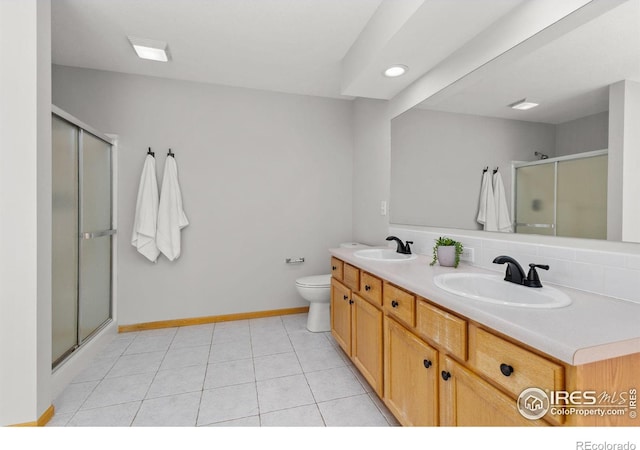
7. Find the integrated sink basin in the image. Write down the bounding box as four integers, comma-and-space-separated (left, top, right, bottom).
354, 248, 418, 262
433, 273, 572, 309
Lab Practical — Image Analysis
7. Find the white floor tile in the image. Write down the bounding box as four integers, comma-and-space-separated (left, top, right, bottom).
124, 334, 174, 355
170, 325, 214, 349
160, 345, 209, 370
251, 335, 293, 357
197, 382, 259, 426
295, 345, 347, 373
146, 365, 206, 399
253, 352, 302, 381
81, 372, 155, 410
72, 356, 119, 383
45, 412, 73, 427
67, 401, 141, 426
305, 366, 365, 403
260, 404, 325, 427
209, 338, 252, 363
133, 391, 201, 426
256, 374, 315, 414
53, 380, 99, 415
318, 394, 390, 427
105, 351, 165, 378
203, 358, 255, 389
204, 416, 260, 427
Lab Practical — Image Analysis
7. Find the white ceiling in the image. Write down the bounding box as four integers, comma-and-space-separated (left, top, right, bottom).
418, 0, 640, 124
51, 0, 526, 100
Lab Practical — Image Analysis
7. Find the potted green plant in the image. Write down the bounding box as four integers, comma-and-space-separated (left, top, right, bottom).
430, 237, 464, 268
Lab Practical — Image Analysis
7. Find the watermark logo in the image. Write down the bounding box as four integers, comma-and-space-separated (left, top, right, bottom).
517, 387, 550, 420
517, 387, 637, 420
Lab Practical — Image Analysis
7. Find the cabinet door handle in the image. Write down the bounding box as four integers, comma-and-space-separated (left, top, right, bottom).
332, 266, 337, 271
349, 300, 354, 305
391, 300, 399, 308
365, 285, 371, 291
343, 295, 349, 301
423, 359, 432, 369
441, 371, 451, 381
500, 363, 514, 377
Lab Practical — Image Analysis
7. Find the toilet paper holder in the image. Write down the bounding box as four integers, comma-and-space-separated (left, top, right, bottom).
285, 257, 305, 264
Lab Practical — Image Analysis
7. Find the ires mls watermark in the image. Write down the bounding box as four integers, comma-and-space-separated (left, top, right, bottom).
517, 387, 637, 420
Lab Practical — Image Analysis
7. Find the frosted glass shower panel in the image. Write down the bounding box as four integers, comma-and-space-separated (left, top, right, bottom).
515, 164, 555, 236
52, 116, 79, 363
556, 155, 607, 239
79, 131, 113, 342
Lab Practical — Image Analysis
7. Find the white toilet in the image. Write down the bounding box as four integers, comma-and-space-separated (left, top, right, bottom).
296, 242, 368, 332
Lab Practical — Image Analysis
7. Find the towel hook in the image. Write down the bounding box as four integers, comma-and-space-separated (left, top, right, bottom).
482, 166, 489, 173
167, 148, 174, 158
147, 147, 155, 157
493, 166, 499, 174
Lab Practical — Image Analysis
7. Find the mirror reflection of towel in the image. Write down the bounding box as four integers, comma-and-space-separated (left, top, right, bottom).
131, 154, 160, 262
157, 156, 189, 261
493, 172, 512, 233
477, 171, 497, 231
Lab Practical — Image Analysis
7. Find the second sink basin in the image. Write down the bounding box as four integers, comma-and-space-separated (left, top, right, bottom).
354, 248, 417, 262
433, 272, 572, 308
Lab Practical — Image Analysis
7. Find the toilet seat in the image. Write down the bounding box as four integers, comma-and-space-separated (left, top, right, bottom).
295, 274, 331, 288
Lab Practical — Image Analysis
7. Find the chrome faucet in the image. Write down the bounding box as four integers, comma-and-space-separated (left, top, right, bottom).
386, 236, 413, 255
493, 255, 549, 288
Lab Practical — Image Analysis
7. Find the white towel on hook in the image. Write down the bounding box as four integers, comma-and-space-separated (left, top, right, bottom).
131, 154, 160, 262
156, 156, 189, 261
493, 171, 513, 233
477, 170, 498, 232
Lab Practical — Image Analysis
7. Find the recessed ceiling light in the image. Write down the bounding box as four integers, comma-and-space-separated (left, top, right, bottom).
128, 36, 170, 62
384, 65, 408, 78
509, 98, 539, 110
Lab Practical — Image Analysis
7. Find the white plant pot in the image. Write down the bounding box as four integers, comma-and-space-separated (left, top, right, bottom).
437, 246, 457, 267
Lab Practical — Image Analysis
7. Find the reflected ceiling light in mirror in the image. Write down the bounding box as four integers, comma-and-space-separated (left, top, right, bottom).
384, 65, 408, 77
128, 36, 170, 62
509, 98, 539, 110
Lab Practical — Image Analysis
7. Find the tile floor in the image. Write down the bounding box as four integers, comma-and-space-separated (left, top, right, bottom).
48, 313, 399, 427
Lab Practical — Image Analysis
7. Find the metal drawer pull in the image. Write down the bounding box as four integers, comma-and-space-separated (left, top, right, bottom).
391, 300, 399, 308
365, 285, 371, 291
343, 295, 349, 301
423, 359, 432, 369
80, 229, 116, 239
441, 371, 451, 381
500, 363, 514, 377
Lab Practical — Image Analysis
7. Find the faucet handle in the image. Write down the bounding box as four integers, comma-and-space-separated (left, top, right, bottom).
525, 264, 549, 288
404, 241, 413, 254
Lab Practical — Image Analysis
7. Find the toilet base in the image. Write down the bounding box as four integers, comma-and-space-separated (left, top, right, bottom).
306, 302, 330, 332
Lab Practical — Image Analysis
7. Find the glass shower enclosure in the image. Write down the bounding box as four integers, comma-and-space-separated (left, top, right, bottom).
514, 150, 608, 240
52, 109, 115, 368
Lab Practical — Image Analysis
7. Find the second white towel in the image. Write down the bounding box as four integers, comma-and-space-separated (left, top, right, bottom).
477, 170, 498, 231
157, 156, 189, 261
131, 154, 160, 262
493, 171, 513, 233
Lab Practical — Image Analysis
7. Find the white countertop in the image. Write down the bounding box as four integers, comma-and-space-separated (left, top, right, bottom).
330, 247, 640, 366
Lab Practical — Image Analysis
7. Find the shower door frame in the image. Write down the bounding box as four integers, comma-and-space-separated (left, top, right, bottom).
511, 149, 608, 237
52, 105, 117, 369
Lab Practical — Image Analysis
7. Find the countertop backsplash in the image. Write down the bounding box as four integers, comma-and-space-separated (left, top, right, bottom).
388, 224, 640, 304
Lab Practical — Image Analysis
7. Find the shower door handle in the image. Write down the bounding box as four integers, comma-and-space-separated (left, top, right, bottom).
80, 229, 117, 239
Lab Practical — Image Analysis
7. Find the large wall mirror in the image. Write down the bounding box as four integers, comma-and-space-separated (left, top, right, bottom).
391, 0, 640, 243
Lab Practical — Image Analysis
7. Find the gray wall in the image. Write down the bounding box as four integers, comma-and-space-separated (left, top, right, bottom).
556, 111, 608, 156
390, 108, 556, 230
52, 65, 353, 325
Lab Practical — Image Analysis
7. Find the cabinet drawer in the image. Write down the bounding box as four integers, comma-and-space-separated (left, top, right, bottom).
343, 263, 360, 291
469, 326, 564, 400
360, 272, 382, 306
416, 299, 467, 361
383, 282, 416, 327
330, 257, 343, 281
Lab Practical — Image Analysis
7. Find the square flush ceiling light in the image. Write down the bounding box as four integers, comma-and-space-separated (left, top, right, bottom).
128, 36, 170, 62
509, 98, 539, 110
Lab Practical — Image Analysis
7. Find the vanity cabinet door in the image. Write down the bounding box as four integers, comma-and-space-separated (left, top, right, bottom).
331, 278, 352, 356
439, 355, 548, 427
352, 293, 383, 397
384, 316, 438, 426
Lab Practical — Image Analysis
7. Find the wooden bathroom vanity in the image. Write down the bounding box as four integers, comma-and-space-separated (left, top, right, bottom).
329, 249, 639, 427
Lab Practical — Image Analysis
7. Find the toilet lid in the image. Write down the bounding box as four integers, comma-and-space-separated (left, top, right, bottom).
296, 274, 331, 288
